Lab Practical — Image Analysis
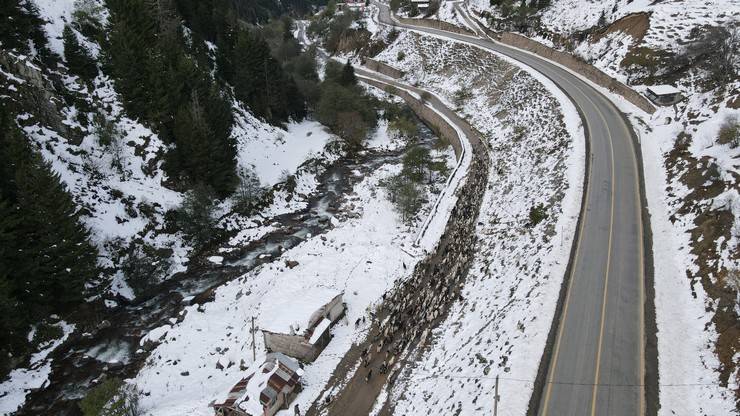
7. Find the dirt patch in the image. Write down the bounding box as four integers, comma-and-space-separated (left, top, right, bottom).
592, 12, 651, 44
337, 28, 372, 53
727, 92, 740, 109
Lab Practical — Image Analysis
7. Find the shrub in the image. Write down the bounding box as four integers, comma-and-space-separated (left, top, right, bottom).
384, 174, 422, 223
396, 51, 406, 61
63, 25, 98, 80
316, 80, 377, 150
426, 0, 440, 17
79, 378, 141, 416
72, 0, 104, 39
119, 242, 173, 297
32, 322, 64, 347
528, 203, 547, 227
402, 145, 430, 183
388, 115, 417, 139
233, 166, 265, 215
453, 88, 472, 107
717, 116, 739, 148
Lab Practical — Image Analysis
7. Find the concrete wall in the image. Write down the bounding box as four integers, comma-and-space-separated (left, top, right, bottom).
361, 57, 405, 79
307, 293, 345, 329
395, 16, 476, 36
264, 295, 344, 363
498, 32, 656, 114
361, 78, 464, 157
263, 331, 320, 363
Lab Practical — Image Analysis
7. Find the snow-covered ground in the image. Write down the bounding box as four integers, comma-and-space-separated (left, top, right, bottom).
468, 0, 739, 42
435, 1, 470, 30
131, 147, 456, 414
0, 322, 75, 414
467, 0, 740, 84
626, 93, 739, 415
233, 111, 334, 187
506, 19, 740, 412
9, 0, 342, 299
373, 30, 585, 414
0, 1, 347, 412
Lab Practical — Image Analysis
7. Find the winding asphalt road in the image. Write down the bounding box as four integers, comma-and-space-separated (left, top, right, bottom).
371, 2, 652, 415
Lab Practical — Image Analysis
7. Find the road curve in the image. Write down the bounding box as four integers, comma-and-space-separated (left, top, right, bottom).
371, 2, 653, 415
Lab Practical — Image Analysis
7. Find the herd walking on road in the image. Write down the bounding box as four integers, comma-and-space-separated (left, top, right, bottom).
311, 109, 491, 414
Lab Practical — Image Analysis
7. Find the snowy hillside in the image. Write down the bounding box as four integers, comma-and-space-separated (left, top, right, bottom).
624, 83, 739, 414
2, 0, 737, 414
24, 0, 340, 297
0, 0, 342, 412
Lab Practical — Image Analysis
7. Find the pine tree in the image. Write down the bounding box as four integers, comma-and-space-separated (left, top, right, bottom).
340, 60, 357, 86
0, 0, 50, 58
170, 88, 237, 197
177, 182, 219, 247
597, 11, 607, 27
285, 76, 307, 120
0, 108, 99, 376
232, 30, 273, 120
63, 24, 98, 80
12, 145, 99, 314
0, 108, 99, 319
229, 28, 307, 124
104, 0, 158, 120
105, 0, 240, 195
0, 198, 22, 357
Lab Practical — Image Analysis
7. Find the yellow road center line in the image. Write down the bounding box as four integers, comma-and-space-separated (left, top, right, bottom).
474, 40, 645, 416
589, 101, 616, 415
593, 92, 647, 416
555, 76, 642, 416
539, 80, 593, 416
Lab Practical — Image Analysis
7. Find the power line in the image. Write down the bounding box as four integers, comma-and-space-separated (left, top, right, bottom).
414, 372, 739, 389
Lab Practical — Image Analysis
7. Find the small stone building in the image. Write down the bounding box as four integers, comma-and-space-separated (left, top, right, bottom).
411, 0, 430, 12
337, 0, 365, 12
645, 85, 683, 106
262, 292, 345, 363
212, 352, 303, 416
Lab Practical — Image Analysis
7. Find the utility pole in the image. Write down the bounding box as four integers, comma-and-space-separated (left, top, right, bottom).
251, 316, 256, 362
493, 375, 500, 416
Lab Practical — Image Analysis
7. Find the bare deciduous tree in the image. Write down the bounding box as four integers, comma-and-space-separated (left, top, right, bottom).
336, 111, 368, 150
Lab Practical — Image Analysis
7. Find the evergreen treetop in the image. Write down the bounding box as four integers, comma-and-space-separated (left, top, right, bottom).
63, 24, 98, 80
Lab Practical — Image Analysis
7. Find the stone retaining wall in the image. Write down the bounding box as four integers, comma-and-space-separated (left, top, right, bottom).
361, 57, 405, 79
358, 78, 491, 411
498, 32, 656, 113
